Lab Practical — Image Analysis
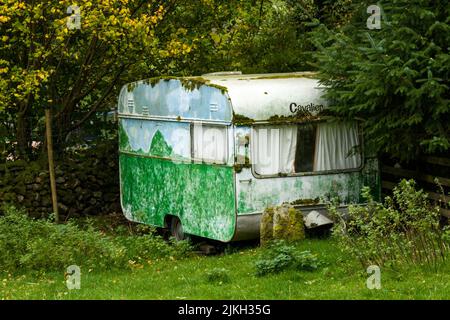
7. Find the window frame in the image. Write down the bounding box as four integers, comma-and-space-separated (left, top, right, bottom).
190, 122, 230, 165
249, 120, 365, 179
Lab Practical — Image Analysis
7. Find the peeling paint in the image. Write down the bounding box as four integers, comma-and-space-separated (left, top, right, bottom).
119, 115, 236, 241
119, 155, 236, 242
235, 158, 380, 215
119, 119, 191, 160
118, 79, 232, 122
118, 73, 381, 242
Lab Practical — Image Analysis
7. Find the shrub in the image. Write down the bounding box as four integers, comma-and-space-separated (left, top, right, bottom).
115, 234, 192, 263
330, 179, 450, 268
0, 205, 192, 273
255, 240, 321, 277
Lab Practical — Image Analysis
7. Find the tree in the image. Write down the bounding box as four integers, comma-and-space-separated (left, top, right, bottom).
312, 0, 450, 160
0, 0, 188, 158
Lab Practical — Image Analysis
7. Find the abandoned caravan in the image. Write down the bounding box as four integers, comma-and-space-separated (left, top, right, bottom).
117, 72, 380, 242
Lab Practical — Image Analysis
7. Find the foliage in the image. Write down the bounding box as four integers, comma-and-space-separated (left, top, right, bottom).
255, 240, 321, 276
312, 0, 450, 160
205, 268, 231, 284
0, 0, 186, 158
148, 0, 318, 75
1, 0, 360, 160
330, 179, 450, 269
3, 239, 450, 299
0, 205, 192, 273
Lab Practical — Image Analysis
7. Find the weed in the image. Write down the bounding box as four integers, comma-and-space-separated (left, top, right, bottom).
330, 179, 450, 269
255, 240, 321, 277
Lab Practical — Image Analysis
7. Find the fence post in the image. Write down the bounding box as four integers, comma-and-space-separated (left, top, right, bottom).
45, 109, 59, 223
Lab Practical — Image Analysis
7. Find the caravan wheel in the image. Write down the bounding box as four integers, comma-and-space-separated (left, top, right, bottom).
170, 217, 186, 241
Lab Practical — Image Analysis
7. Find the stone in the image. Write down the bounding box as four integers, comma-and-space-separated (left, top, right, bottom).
93, 191, 102, 198
272, 204, 305, 243
56, 177, 65, 184
55, 166, 63, 176
73, 179, 80, 188
58, 203, 69, 213
38, 171, 48, 177
286, 206, 305, 241
260, 207, 274, 246
41, 197, 51, 207
273, 204, 290, 240
1, 143, 120, 217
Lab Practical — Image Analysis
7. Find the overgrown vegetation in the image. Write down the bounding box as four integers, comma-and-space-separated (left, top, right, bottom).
0, 205, 192, 273
3, 239, 450, 299
0, 0, 358, 161
330, 180, 450, 269
255, 240, 322, 277
313, 0, 450, 160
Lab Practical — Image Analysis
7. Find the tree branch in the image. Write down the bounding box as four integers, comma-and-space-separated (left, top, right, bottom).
68, 64, 127, 132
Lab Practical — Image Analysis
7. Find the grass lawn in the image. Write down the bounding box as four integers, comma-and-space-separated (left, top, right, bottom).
2, 239, 450, 300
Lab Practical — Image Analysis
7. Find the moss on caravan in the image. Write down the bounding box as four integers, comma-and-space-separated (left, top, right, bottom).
118, 72, 380, 242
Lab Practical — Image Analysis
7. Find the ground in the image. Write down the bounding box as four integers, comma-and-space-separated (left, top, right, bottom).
2, 239, 450, 300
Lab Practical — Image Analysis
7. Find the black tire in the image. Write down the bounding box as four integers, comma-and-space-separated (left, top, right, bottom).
170, 216, 187, 241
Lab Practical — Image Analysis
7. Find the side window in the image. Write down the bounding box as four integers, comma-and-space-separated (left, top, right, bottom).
294, 124, 316, 172
192, 123, 228, 164
251, 121, 362, 176
235, 126, 251, 166
313, 122, 361, 171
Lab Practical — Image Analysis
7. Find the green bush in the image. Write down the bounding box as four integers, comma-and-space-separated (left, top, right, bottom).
330, 179, 450, 268
255, 240, 321, 277
115, 234, 192, 263
0, 205, 192, 273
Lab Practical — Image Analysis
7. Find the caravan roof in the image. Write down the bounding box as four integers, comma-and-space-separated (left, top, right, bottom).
118, 72, 327, 123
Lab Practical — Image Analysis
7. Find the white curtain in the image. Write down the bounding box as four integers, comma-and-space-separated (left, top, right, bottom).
314, 122, 361, 171
193, 124, 227, 164
252, 126, 298, 175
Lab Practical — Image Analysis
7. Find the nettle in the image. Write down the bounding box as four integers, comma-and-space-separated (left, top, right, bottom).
330, 179, 450, 269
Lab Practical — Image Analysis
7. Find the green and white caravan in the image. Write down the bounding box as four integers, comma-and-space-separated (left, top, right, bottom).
118, 72, 380, 242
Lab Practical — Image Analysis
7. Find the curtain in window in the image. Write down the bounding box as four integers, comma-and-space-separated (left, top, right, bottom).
252, 126, 298, 175
314, 122, 361, 171
193, 125, 227, 163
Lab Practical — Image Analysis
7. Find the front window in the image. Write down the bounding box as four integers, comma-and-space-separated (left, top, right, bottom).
192, 123, 228, 164
251, 121, 361, 176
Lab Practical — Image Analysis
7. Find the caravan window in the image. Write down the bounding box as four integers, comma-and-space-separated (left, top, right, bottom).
192, 124, 228, 164
251, 121, 361, 176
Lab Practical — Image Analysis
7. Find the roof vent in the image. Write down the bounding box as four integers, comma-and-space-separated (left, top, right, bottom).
127, 95, 134, 113
209, 103, 219, 112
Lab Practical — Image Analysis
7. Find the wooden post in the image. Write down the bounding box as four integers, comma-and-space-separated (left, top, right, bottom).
45, 109, 59, 223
